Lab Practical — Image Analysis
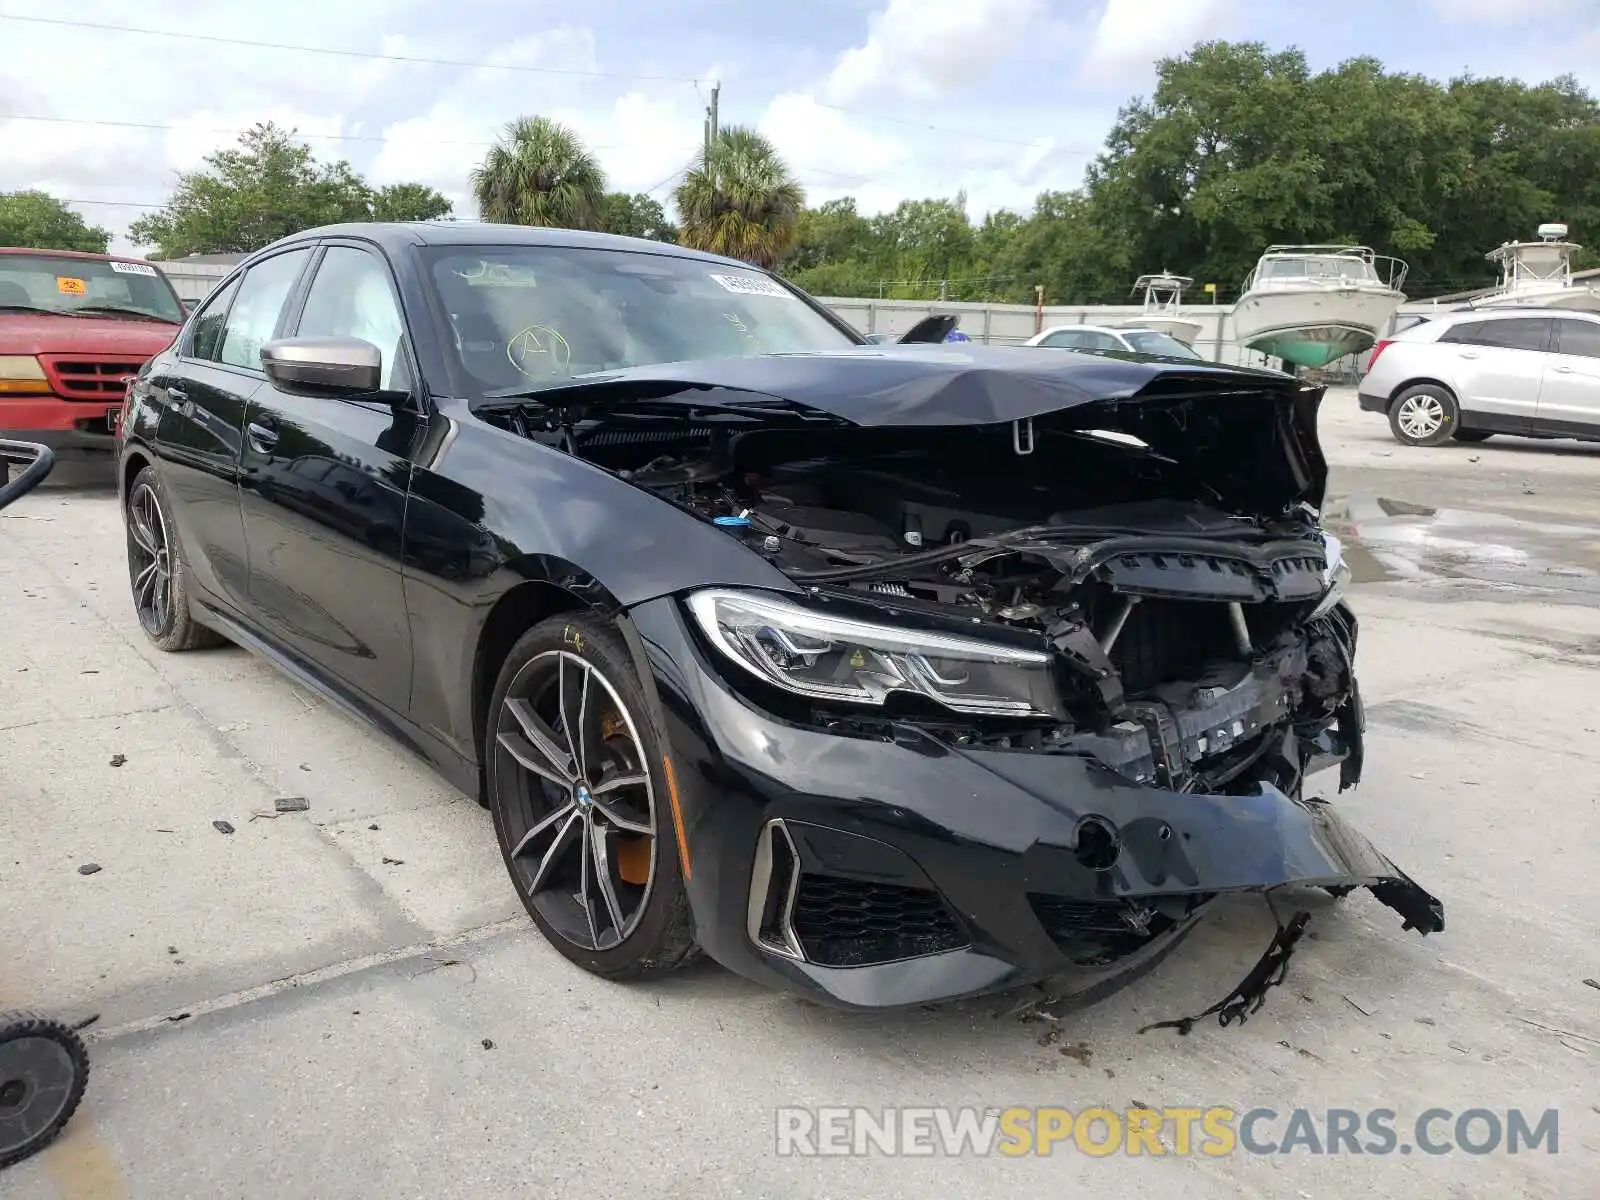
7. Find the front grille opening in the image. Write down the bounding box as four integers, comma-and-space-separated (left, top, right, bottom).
1028, 893, 1203, 968
45, 359, 143, 402
1110, 598, 1236, 694
790, 874, 968, 967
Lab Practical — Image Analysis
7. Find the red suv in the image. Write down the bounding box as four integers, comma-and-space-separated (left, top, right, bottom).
1, 247, 186, 455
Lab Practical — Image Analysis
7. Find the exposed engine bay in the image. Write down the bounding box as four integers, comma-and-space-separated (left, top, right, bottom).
549, 412, 1359, 796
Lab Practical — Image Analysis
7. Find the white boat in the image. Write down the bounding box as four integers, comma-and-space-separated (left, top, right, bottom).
1120, 272, 1201, 345
1467, 224, 1600, 311
1231, 245, 1408, 369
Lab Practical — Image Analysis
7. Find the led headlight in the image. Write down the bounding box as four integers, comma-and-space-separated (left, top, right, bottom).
1310, 532, 1352, 618
686, 588, 1062, 717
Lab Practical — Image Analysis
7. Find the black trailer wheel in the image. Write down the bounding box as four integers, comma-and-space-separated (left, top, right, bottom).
0, 1012, 89, 1169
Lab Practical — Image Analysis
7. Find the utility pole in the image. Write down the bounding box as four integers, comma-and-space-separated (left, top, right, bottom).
708, 83, 720, 144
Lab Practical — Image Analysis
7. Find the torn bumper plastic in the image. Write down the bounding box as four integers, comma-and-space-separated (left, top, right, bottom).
628, 596, 1444, 1011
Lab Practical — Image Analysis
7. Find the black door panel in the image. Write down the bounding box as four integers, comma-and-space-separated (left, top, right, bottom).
145, 273, 254, 610
236, 242, 421, 714
153, 361, 258, 608
238, 395, 416, 712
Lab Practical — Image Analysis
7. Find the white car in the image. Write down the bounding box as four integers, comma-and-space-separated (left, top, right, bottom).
1025, 324, 1204, 359
1357, 307, 1600, 446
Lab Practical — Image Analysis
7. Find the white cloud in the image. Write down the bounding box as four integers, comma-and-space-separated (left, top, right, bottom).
1082, 0, 1229, 80
824, 0, 1046, 104
1426, 0, 1587, 21
759, 93, 907, 187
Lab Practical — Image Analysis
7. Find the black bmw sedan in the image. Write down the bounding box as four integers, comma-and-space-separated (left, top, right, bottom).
116, 222, 1442, 1012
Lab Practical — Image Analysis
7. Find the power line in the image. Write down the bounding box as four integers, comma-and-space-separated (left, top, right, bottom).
814, 102, 1101, 154
54, 198, 168, 209
0, 111, 626, 150
4, 14, 1099, 156
0, 14, 708, 84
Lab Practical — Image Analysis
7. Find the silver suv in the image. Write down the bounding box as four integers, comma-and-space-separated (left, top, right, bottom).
1358, 308, 1600, 446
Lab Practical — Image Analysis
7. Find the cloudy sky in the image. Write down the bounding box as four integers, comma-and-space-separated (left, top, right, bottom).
2, 0, 1596, 252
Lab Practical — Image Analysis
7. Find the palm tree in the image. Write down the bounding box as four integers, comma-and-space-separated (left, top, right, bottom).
471, 116, 607, 230
674, 126, 805, 269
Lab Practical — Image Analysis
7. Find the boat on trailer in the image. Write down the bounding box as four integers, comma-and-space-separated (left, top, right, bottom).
1120, 272, 1201, 346
1231, 245, 1408, 369
1467, 224, 1600, 311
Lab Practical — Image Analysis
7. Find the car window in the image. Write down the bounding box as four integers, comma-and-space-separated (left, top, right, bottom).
218, 249, 312, 372
1040, 331, 1085, 348
186, 276, 241, 362
424, 245, 855, 392
1442, 317, 1550, 352
0, 252, 185, 324
1437, 321, 1486, 345
294, 246, 409, 390
1554, 319, 1600, 360
1085, 332, 1122, 351
1123, 331, 1203, 359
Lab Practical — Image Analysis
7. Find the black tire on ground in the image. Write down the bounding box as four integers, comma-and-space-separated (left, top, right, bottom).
1387, 384, 1460, 447
1452, 429, 1494, 443
485, 613, 698, 981
0, 1011, 89, 1169
125, 463, 226, 652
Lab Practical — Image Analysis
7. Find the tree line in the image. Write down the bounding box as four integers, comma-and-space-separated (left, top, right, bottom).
5, 41, 1596, 303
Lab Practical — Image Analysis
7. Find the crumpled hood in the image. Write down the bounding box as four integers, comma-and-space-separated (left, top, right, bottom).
0, 312, 180, 357
514, 344, 1293, 425
495, 345, 1330, 512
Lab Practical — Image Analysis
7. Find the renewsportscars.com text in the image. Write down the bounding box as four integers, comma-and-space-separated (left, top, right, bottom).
774, 1106, 1560, 1158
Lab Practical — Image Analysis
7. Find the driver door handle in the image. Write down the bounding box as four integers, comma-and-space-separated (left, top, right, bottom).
1551, 365, 1574, 374
1457, 351, 1479, 359
246, 419, 279, 453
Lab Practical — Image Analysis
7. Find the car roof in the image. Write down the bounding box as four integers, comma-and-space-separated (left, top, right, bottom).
0, 246, 156, 264
1038, 324, 1126, 335
1431, 306, 1600, 323
255, 221, 760, 271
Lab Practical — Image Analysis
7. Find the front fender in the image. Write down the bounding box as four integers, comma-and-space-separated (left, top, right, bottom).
401, 410, 800, 761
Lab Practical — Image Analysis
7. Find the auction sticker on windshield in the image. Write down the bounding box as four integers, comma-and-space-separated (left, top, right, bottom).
56, 276, 86, 295
709, 272, 790, 299
109, 261, 157, 276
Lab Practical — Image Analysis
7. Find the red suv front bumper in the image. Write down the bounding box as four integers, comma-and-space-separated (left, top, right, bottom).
0, 396, 122, 453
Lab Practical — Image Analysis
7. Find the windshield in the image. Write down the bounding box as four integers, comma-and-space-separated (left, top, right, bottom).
1122, 330, 1202, 358
424, 245, 857, 392
0, 253, 185, 323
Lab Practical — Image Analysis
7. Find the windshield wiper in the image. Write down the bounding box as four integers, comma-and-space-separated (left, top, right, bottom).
0, 303, 55, 314
69, 306, 178, 323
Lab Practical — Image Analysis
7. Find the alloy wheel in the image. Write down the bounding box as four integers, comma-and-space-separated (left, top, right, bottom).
126, 483, 174, 635
495, 650, 658, 951
1395, 393, 1444, 441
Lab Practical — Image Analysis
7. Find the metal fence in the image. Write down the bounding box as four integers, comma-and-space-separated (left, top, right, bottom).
154, 259, 1426, 380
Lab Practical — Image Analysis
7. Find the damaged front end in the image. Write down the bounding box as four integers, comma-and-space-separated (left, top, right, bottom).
482, 355, 1444, 1012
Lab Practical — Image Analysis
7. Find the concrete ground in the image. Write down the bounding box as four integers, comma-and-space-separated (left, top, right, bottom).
2, 388, 1596, 1199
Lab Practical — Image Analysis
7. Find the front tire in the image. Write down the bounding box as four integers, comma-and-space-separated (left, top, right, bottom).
1387, 385, 1459, 447
485, 614, 697, 980
125, 464, 224, 651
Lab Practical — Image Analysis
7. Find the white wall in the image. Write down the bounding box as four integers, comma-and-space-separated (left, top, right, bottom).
156, 263, 1440, 378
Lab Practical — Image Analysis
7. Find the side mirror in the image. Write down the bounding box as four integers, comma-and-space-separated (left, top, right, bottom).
261, 337, 383, 396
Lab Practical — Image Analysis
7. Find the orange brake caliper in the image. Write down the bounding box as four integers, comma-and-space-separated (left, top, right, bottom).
603, 710, 653, 885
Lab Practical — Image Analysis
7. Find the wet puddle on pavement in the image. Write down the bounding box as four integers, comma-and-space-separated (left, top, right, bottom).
1321, 495, 1600, 601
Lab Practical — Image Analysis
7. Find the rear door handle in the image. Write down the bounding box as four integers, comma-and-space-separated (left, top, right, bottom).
1551, 365, 1574, 374
1457, 351, 1479, 359
246, 420, 279, 452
